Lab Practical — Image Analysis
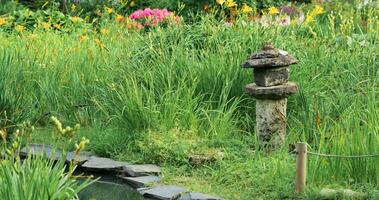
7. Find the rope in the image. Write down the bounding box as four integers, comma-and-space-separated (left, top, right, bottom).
306, 151, 379, 158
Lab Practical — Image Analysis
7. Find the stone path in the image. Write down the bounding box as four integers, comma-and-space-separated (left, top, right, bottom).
21, 144, 222, 200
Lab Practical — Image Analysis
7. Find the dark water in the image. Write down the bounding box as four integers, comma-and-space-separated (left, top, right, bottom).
78, 181, 144, 200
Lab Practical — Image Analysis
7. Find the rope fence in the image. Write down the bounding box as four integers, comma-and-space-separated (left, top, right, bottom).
307, 151, 379, 158
294, 142, 379, 193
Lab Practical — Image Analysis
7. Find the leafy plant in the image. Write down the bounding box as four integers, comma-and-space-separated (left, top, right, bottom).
0, 118, 93, 200
0, 156, 90, 200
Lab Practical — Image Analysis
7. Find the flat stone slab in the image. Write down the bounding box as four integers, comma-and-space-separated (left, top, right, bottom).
66, 151, 93, 164
180, 192, 223, 200
81, 156, 129, 171
245, 81, 298, 99
241, 44, 298, 69
139, 185, 187, 200
123, 164, 161, 177
20, 144, 62, 161
242, 55, 297, 69
121, 175, 161, 188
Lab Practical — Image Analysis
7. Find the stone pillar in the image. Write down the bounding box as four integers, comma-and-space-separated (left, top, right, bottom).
241, 43, 299, 149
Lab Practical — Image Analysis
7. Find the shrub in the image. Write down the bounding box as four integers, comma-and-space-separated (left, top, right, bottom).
0, 8, 90, 33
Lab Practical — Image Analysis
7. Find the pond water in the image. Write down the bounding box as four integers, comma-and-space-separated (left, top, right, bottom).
78, 181, 144, 200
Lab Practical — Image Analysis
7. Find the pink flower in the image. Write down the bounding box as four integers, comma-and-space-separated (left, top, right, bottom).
128, 8, 180, 28
280, 16, 291, 26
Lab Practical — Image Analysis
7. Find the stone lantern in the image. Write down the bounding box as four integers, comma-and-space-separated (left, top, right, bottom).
241, 43, 299, 149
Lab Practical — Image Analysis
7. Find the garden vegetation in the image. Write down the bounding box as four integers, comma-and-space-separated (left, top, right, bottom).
0, 0, 378, 199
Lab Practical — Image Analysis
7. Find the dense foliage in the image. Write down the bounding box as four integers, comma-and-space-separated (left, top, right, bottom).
0, 0, 378, 199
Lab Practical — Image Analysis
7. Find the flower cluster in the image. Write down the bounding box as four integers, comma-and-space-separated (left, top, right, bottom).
51, 116, 80, 139
0, 9, 88, 33
126, 8, 181, 29
305, 5, 325, 24
223, 5, 326, 28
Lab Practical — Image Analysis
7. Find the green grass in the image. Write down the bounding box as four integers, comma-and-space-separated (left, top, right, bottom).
0, 3, 378, 199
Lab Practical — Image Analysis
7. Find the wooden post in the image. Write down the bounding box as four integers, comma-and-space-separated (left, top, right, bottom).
295, 142, 307, 193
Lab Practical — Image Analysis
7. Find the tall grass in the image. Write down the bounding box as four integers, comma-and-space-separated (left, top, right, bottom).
0, 5, 378, 189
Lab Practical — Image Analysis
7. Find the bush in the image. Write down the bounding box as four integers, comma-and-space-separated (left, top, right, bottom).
0, 8, 90, 33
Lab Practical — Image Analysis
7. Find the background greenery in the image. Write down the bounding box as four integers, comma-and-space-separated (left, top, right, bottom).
0, 0, 378, 199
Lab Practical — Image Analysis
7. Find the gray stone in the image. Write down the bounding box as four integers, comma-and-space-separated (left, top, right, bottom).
81, 156, 129, 171
137, 187, 150, 193
241, 44, 297, 69
245, 81, 298, 100
180, 192, 223, 200
256, 99, 287, 148
66, 151, 93, 165
241, 55, 298, 68
249, 49, 280, 59
121, 175, 161, 188
20, 144, 62, 161
254, 67, 289, 87
123, 164, 161, 177
140, 185, 187, 200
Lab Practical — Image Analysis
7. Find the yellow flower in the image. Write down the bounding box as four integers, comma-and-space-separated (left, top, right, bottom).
0, 129, 6, 141
115, 14, 125, 22
94, 38, 106, 49
305, 15, 314, 24
71, 16, 79, 23
79, 35, 88, 41
312, 5, 325, 15
230, 7, 238, 16
53, 23, 61, 29
130, 1, 136, 7
71, 3, 76, 12
95, 38, 101, 45
106, 7, 113, 14
75, 137, 90, 154
241, 4, 253, 14
216, 0, 225, 5
15, 25, 25, 32
203, 4, 210, 11
268, 7, 280, 15
304, 5, 325, 24
100, 28, 109, 35
41, 22, 50, 29
225, 0, 237, 8
29, 33, 38, 40
0, 17, 6, 26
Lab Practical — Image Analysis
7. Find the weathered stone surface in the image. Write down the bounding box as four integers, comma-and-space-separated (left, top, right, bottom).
241, 44, 298, 69
241, 55, 298, 68
249, 49, 280, 59
180, 192, 223, 200
121, 175, 161, 188
20, 144, 62, 160
66, 151, 93, 164
139, 185, 187, 200
81, 156, 129, 171
123, 164, 161, 177
254, 67, 289, 87
245, 81, 298, 100
256, 99, 287, 148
